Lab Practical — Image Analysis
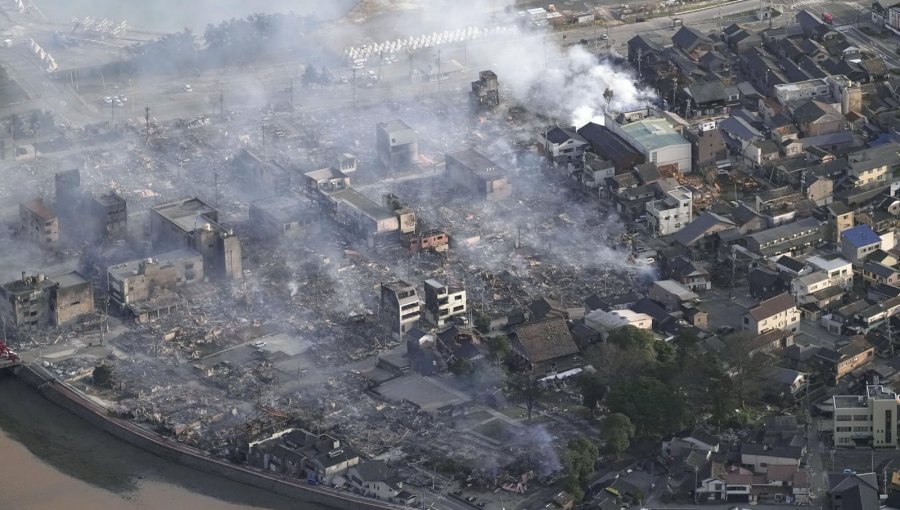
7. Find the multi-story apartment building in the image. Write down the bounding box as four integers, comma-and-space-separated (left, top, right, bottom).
423, 279, 466, 327
646, 186, 693, 236
380, 280, 421, 339
833, 384, 900, 447
19, 198, 59, 249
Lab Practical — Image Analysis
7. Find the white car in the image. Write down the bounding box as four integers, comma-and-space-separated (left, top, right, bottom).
119, 95, 128, 102
251, 341, 266, 348
103, 96, 112, 104
184, 84, 192, 92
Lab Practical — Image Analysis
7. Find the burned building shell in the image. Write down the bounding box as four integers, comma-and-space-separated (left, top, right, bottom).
150, 198, 242, 280
445, 148, 511, 201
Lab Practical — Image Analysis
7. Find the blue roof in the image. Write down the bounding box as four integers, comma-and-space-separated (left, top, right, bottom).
842, 224, 880, 247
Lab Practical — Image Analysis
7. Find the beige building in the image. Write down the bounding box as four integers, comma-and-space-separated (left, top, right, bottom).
20, 198, 59, 249
380, 280, 421, 339
107, 249, 204, 307
743, 293, 800, 335
833, 384, 900, 447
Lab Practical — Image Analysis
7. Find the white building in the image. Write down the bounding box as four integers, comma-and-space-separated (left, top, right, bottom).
806, 255, 853, 288
423, 279, 466, 326
607, 115, 693, 173
646, 186, 693, 236
584, 309, 653, 339
833, 384, 900, 447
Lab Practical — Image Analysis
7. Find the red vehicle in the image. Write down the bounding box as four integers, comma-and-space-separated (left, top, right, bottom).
0, 340, 19, 362
822, 12, 834, 24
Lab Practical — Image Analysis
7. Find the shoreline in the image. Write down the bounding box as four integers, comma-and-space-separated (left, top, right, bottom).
11, 363, 405, 510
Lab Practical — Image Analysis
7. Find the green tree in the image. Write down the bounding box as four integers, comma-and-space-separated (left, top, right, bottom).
511, 373, 543, 421
654, 340, 678, 366
576, 371, 607, 411
606, 326, 654, 352
724, 333, 773, 409
450, 358, 474, 376
584, 341, 655, 387
601, 413, 635, 459
485, 335, 512, 365
607, 376, 688, 437
563, 436, 599, 502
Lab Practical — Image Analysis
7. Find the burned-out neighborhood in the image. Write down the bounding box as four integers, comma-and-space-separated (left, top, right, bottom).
5, 0, 900, 509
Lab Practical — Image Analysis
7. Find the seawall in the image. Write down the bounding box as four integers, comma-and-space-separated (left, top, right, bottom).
13, 364, 403, 510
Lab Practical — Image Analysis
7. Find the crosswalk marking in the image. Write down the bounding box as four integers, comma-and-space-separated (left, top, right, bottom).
833, 23, 853, 32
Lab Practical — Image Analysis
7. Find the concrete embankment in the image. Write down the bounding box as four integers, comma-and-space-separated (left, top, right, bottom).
13, 364, 402, 510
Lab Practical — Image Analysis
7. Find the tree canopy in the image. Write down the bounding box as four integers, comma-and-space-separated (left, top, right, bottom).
601, 413, 635, 459
607, 376, 688, 437
563, 436, 599, 502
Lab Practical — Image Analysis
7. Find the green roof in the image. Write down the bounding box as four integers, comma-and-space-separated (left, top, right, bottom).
620, 118, 689, 152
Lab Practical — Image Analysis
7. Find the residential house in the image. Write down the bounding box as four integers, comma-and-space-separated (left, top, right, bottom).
763, 367, 807, 396
745, 217, 825, 258
747, 329, 795, 356
816, 337, 876, 382
841, 224, 883, 265
605, 115, 693, 173
863, 261, 900, 285
683, 81, 739, 118
847, 143, 898, 188
539, 127, 589, 169
584, 309, 653, 339
649, 279, 699, 312
672, 26, 713, 59
511, 318, 581, 374
248, 429, 361, 483
347, 460, 417, 505
776, 255, 810, 277
806, 255, 854, 288
577, 122, 645, 174
742, 293, 800, 335
668, 256, 712, 292
673, 211, 736, 256
740, 443, 803, 474
749, 267, 789, 299
827, 472, 879, 510
723, 23, 762, 54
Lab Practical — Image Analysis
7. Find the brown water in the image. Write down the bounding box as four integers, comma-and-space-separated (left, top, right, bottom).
0, 374, 324, 510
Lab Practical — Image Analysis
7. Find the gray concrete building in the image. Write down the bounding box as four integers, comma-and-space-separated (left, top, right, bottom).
20, 198, 59, 249
424, 279, 466, 327
376, 120, 418, 171
150, 198, 242, 280
107, 249, 204, 308
445, 149, 512, 201
249, 196, 317, 240
380, 280, 421, 339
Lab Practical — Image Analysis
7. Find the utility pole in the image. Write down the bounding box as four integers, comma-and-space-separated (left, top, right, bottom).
214, 170, 219, 207
352, 67, 358, 109
110, 100, 115, 123
144, 106, 150, 142
289, 79, 293, 110
219, 92, 224, 116
437, 49, 442, 92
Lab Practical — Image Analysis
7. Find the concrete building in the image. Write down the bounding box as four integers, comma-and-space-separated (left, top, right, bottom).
584, 309, 653, 339
743, 293, 800, 335
445, 148, 512, 201
376, 120, 418, 171
470, 70, 499, 111
806, 256, 853, 289
150, 198, 242, 280
646, 186, 693, 236
49, 271, 94, 327
233, 148, 291, 194
833, 384, 900, 447
91, 192, 127, 241
0, 271, 94, 331
19, 198, 59, 249
107, 249, 204, 307
827, 202, 854, 247
380, 280, 420, 339
841, 224, 883, 265
249, 196, 316, 240
607, 115, 692, 173
423, 279, 466, 327
304, 168, 401, 246
684, 123, 727, 173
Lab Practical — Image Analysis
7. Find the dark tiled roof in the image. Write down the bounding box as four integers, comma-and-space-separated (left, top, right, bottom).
776, 256, 807, 273
747, 293, 797, 322
513, 318, 580, 364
